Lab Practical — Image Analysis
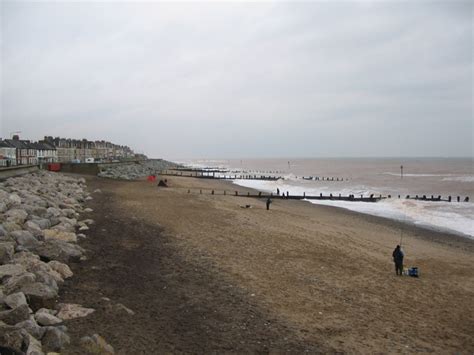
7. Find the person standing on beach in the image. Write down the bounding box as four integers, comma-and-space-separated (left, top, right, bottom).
266, 197, 272, 210
392, 245, 404, 275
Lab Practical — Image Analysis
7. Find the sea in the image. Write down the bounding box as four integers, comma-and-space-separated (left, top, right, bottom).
175, 158, 474, 238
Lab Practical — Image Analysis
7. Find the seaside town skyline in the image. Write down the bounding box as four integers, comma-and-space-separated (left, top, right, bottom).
0, 134, 140, 166
2, 1, 472, 159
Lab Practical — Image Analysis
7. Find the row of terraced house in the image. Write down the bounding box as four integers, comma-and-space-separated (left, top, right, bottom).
0, 135, 137, 167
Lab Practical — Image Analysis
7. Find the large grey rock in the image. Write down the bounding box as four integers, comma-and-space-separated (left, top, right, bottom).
5, 209, 28, 225
35, 308, 56, 316
4, 292, 27, 309
8, 194, 22, 206
59, 216, 77, 225
3, 273, 36, 295
30, 218, 50, 230
0, 224, 8, 236
24, 221, 44, 239
19, 283, 57, 311
34, 311, 62, 326
0, 304, 30, 325
41, 326, 70, 352
31, 206, 48, 218
60, 209, 77, 219
2, 221, 22, 233
0, 264, 27, 280
33, 240, 84, 263
43, 229, 77, 243
47, 261, 73, 279
0, 235, 14, 243
25, 333, 44, 355
32, 271, 58, 293
12, 253, 61, 284
10, 251, 41, 268
0, 202, 7, 213
45, 207, 61, 218
0, 242, 15, 264
0, 321, 27, 354
11, 230, 41, 250
80, 219, 95, 225
0, 189, 8, 200
56, 303, 94, 321
80, 334, 115, 355
16, 316, 45, 340
48, 217, 61, 227
30, 207, 48, 219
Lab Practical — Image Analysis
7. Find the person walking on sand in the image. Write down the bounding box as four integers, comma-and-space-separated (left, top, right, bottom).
392, 245, 404, 276
266, 197, 272, 210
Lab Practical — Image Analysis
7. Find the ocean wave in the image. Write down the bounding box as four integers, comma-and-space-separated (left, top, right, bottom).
442, 176, 474, 182
382, 172, 454, 177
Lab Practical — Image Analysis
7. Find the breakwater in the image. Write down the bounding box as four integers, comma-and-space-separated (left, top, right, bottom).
0, 172, 101, 353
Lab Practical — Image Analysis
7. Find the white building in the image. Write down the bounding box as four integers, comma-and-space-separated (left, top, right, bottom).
33, 142, 58, 163
0, 140, 18, 167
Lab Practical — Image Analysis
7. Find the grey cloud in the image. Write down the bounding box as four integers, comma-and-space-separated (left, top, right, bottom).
1, 1, 472, 158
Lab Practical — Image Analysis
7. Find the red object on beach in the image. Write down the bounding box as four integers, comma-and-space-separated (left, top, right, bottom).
147, 175, 156, 182
48, 163, 61, 172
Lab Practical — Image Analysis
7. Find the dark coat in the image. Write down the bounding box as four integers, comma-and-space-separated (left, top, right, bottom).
392, 247, 404, 264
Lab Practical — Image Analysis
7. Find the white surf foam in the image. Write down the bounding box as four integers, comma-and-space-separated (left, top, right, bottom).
442, 176, 474, 182
382, 172, 454, 177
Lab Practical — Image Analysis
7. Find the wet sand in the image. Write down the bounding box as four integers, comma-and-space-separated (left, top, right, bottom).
62, 175, 474, 353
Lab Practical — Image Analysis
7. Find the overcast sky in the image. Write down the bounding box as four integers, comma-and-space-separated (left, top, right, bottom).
1, 1, 472, 159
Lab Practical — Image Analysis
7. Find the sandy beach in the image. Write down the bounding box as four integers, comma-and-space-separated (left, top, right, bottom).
61, 175, 474, 354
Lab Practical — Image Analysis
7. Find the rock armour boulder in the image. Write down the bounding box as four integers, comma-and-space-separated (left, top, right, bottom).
56, 303, 95, 320
0, 171, 89, 352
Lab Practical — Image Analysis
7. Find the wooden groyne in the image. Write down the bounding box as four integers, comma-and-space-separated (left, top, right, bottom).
163, 169, 350, 182
184, 189, 382, 202
162, 170, 282, 181
401, 194, 469, 202
170, 167, 229, 173
180, 189, 470, 203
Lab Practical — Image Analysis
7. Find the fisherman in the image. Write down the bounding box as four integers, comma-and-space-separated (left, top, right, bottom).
277, 188, 280, 195
266, 197, 272, 210
392, 245, 404, 276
